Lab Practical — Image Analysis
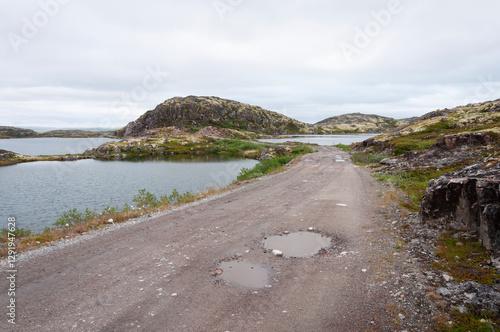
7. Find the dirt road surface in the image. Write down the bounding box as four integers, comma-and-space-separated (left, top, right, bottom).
1, 147, 409, 331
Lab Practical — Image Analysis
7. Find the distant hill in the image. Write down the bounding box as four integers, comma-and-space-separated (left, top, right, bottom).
0, 126, 39, 138
116, 96, 315, 137
0, 126, 115, 139
315, 113, 413, 133
39, 130, 115, 138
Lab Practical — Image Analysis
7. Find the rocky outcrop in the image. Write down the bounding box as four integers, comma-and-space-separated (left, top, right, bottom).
434, 132, 496, 150
0, 149, 16, 160
403, 132, 496, 168
116, 96, 314, 137
420, 157, 500, 253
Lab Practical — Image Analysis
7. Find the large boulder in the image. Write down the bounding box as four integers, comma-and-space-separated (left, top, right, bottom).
420, 157, 500, 253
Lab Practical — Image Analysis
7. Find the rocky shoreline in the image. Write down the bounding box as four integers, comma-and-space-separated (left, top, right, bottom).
0, 126, 304, 167
0, 148, 91, 166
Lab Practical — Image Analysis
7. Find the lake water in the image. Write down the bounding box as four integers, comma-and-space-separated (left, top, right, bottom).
1, 156, 258, 232
258, 134, 377, 145
0, 137, 119, 156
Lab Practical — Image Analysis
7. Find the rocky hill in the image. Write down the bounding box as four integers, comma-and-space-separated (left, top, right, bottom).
0, 126, 39, 138
116, 96, 315, 137
316, 113, 413, 133
354, 99, 499, 158
353, 98, 500, 252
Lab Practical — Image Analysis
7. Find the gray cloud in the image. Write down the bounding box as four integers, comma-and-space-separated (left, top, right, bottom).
1, 0, 500, 128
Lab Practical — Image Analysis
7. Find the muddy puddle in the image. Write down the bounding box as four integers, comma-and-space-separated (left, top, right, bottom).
263, 232, 332, 258
217, 261, 270, 289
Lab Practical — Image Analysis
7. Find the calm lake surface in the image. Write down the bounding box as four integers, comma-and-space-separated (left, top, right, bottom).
258, 134, 377, 145
1, 156, 258, 232
0, 137, 119, 156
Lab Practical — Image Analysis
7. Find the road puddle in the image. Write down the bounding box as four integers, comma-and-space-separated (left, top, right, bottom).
218, 261, 269, 289
335, 154, 345, 162
263, 232, 332, 258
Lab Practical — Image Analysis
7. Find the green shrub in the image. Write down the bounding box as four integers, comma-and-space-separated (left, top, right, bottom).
168, 189, 180, 202
1, 227, 32, 239
54, 208, 84, 227
102, 206, 118, 216
133, 189, 160, 209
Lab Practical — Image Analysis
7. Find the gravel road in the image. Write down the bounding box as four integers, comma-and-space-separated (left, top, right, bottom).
1, 147, 413, 331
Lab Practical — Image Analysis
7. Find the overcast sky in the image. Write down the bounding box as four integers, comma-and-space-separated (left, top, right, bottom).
1, 0, 500, 129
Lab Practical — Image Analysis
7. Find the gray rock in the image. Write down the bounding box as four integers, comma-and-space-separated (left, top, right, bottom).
272, 249, 283, 256
457, 281, 500, 314
442, 273, 453, 282
420, 157, 500, 254
437, 287, 452, 296
380, 158, 399, 165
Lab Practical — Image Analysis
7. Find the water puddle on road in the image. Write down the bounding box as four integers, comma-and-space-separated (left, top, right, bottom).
217, 261, 270, 289
263, 232, 332, 258
335, 154, 345, 162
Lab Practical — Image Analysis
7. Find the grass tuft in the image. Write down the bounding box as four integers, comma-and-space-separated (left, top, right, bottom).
433, 231, 500, 285
334, 143, 353, 152
437, 306, 498, 332
352, 152, 390, 165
